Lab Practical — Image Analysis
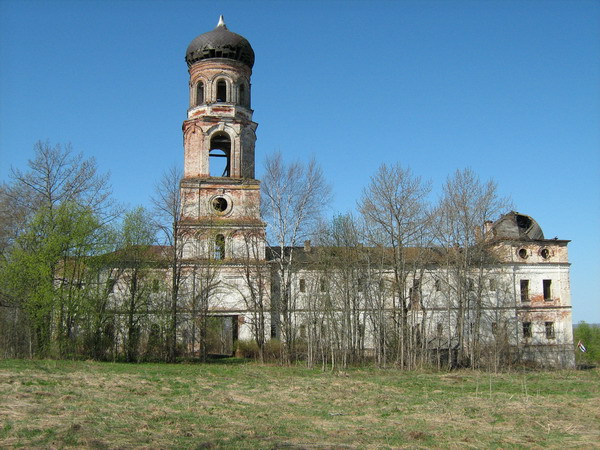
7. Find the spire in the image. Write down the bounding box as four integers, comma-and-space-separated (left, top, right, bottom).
217, 15, 227, 29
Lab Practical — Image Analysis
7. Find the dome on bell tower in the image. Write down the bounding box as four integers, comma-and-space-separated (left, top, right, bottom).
185, 16, 255, 69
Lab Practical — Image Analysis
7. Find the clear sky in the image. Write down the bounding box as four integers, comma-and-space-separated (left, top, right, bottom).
1, 0, 598, 323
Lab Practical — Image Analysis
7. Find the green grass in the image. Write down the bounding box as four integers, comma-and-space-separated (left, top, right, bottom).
1, 359, 599, 448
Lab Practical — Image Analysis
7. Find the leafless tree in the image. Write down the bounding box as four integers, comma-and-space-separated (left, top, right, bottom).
5, 141, 116, 221
152, 166, 188, 362
433, 168, 510, 367
261, 152, 331, 363
235, 230, 269, 362
359, 163, 432, 369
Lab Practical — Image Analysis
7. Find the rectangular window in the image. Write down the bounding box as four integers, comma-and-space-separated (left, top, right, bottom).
468, 278, 474, 291
489, 279, 497, 291
152, 279, 160, 293
491, 322, 497, 335
107, 278, 116, 293
299, 279, 306, 293
522, 322, 532, 338
543, 279, 552, 301
320, 278, 327, 292
436, 323, 443, 336
520, 280, 530, 302
545, 321, 555, 339
435, 279, 441, 292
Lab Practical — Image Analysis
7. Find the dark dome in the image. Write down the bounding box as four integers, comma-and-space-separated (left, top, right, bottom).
185, 17, 254, 69
492, 211, 545, 240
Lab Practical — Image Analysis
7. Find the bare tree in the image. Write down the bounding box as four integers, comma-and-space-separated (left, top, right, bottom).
235, 230, 269, 361
433, 168, 510, 367
359, 163, 432, 369
152, 166, 188, 362
261, 152, 331, 363
5, 141, 115, 221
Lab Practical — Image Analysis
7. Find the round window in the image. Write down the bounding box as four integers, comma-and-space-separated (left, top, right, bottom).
212, 197, 228, 212
540, 248, 550, 260
518, 248, 528, 259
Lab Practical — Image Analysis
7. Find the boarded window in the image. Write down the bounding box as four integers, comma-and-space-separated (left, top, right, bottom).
545, 321, 555, 339
520, 280, 529, 302
239, 83, 249, 107
196, 81, 204, 105
522, 322, 532, 338
543, 279, 552, 301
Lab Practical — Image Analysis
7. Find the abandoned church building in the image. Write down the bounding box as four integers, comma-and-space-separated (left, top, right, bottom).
107, 18, 575, 368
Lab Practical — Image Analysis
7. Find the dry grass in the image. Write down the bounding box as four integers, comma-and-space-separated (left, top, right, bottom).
0, 359, 599, 448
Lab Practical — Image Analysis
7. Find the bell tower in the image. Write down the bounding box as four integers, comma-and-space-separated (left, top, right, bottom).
181, 16, 264, 261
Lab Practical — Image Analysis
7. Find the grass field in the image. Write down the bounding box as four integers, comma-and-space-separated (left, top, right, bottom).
1, 359, 599, 448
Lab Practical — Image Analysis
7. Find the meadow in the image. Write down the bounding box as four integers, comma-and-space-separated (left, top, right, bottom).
1, 359, 599, 448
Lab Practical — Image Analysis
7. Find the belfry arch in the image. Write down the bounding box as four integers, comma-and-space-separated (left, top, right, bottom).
209, 133, 231, 177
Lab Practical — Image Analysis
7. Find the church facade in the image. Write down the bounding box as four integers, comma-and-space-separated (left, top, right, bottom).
130, 18, 575, 367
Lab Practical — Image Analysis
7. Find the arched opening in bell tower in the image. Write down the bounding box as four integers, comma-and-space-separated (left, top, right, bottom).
239, 83, 249, 108
196, 82, 204, 105
216, 79, 227, 102
209, 133, 231, 177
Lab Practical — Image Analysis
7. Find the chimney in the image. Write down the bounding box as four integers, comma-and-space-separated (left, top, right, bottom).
483, 221, 494, 240
304, 240, 311, 253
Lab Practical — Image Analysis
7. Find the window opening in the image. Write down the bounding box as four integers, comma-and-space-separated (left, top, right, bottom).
215, 234, 225, 260
545, 321, 555, 339
543, 279, 552, 301
299, 324, 307, 339
435, 279, 441, 292
518, 248, 528, 259
152, 279, 160, 293
491, 322, 497, 335
239, 83, 247, 107
522, 322, 532, 338
299, 279, 306, 293
217, 80, 227, 102
320, 278, 327, 292
196, 81, 204, 105
467, 278, 475, 291
436, 322, 443, 336
212, 197, 228, 212
490, 279, 497, 291
541, 248, 550, 259
520, 280, 529, 302
209, 134, 231, 177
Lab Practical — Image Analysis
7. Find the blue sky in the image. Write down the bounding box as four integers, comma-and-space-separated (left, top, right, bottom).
0, 0, 598, 323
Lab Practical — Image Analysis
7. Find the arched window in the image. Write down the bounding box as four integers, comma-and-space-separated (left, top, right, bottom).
209, 133, 231, 177
216, 80, 227, 102
196, 81, 204, 105
215, 234, 225, 260
239, 83, 248, 107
